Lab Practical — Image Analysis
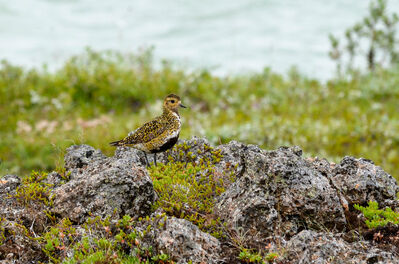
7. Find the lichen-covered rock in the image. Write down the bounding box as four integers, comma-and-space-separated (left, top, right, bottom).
156, 218, 221, 264
285, 230, 399, 264
141, 214, 222, 264
0, 175, 21, 194
114, 146, 147, 167
331, 156, 399, 207
214, 144, 346, 239
0, 175, 21, 219
155, 137, 215, 163
44, 171, 63, 187
214, 140, 254, 179
64, 144, 107, 178
52, 145, 156, 223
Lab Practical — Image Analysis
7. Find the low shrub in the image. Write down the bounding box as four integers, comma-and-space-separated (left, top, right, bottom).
354, 201, 399, 228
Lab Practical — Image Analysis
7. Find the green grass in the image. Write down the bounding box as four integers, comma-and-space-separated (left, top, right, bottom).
1, 48, 399, 179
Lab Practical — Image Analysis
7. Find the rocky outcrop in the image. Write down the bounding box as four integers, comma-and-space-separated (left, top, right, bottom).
140, 212, 222, 264
285, 230, 399, 264
331, 156, 399, 207
154, 217, 221, 264
1, 137, 399, 264
51, 144, 156, 223
213, 142, 347, 239
63, 144, 108, 177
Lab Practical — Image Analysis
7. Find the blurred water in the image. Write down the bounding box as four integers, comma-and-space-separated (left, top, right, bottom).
1, 0, 399, 79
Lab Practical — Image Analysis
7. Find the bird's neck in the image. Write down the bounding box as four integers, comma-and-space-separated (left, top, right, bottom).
162, 107, 179, 119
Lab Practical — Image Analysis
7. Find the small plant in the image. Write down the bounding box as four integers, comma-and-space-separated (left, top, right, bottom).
239, 249, 263, 263
329, 0, 399, 73
54, 166, 72, 183
0, 217, 6, 245
238, 248, 278, 263
69, 237, 119, 264
13, 171, 54, 207
264, 252, 279, 262
151, 253, 171, 263
354, 200, 399, 228
41, 218, 77, 263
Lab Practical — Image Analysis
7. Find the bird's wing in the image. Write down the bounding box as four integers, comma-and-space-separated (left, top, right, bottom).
122, 118, 167, 145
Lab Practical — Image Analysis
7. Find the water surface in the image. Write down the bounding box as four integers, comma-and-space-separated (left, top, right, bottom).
1, 0, 399, 79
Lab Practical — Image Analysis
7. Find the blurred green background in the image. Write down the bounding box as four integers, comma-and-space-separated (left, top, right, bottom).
1, 0, 399, 179
0, 48, 398, 178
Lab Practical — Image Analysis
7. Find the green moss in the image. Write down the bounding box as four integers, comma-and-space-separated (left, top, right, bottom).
354, 201, 399, 228
149, 143, 235, 237
13, 171, 54, 207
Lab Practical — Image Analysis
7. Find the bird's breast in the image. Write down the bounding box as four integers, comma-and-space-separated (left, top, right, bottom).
168, 111, 181, 131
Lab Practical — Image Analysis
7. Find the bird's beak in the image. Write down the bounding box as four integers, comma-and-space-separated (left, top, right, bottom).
180, 103, 187, 108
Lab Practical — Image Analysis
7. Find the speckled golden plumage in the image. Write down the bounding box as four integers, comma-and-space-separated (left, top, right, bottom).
110, 94, 186, 166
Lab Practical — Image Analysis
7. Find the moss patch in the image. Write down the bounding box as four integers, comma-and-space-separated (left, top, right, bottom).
148, 142, 236, 238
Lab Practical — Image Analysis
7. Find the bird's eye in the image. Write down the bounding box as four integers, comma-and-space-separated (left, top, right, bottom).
171, 100, 175, 103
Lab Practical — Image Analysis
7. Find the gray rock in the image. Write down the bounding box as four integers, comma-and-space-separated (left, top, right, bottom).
154, 136, 214, 164
0, 175, 21, 194
331, 156, 399, 207
214, 140, 254, 179
64, 144, 107, 178
142, 215, 222, 264
114, 146, 146, 165
285, 230, 399, 264
214, 145, 346, 239
52, 145, 156, 223
44, 171, 63, 187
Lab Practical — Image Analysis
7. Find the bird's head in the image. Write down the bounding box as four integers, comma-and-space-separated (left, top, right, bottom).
163, 94, 187, 113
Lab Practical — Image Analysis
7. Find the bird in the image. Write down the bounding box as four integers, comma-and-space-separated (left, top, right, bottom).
109, 94, 186, 167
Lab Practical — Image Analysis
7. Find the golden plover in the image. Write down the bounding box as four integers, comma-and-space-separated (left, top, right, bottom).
110, 94, 186, 166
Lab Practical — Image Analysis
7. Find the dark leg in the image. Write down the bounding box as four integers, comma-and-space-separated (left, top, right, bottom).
143, 151, 149, 167
154, 153, 157, 166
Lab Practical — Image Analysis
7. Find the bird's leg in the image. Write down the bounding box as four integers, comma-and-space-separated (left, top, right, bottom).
154, 153, 157, 167
143, 151, 149, 167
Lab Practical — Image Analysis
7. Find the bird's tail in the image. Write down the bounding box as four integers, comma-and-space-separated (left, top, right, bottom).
109, 140, 124, 147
